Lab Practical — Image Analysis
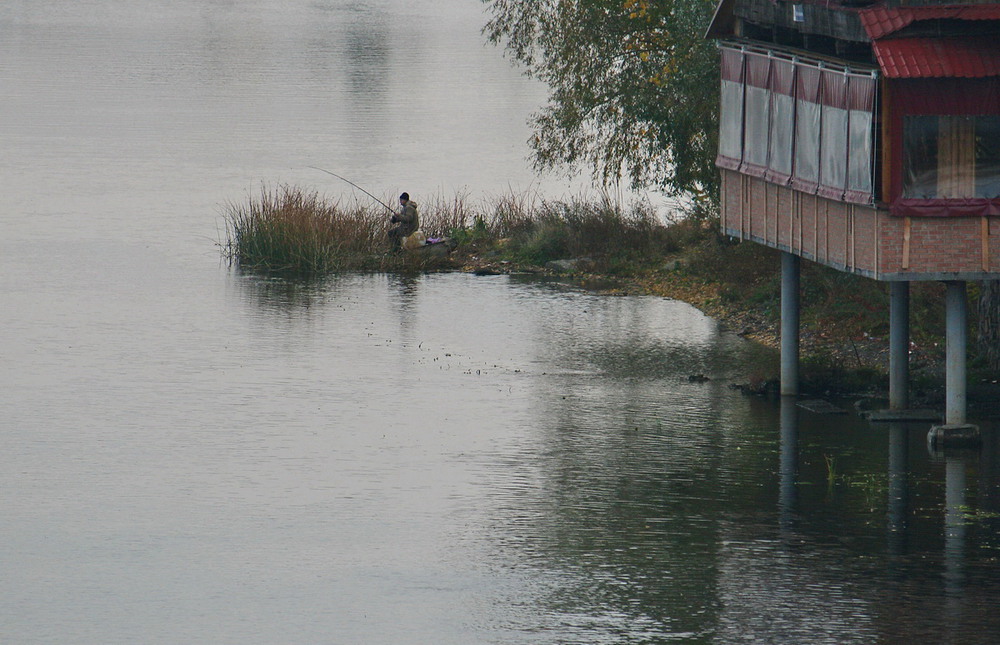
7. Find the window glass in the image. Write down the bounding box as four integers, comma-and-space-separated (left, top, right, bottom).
769, 93, 794, 179
938, 116, 977, 198
719, 79, 744, 161
847, 110, 873, 197
744, 86, 770, 168
902, 116, 938, 198
820, 106, 848, 195
976, 117, 1000, 198
794, 99, 820, 185
903, 115, 1000, 199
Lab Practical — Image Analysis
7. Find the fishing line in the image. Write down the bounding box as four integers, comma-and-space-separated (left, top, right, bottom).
307, 166, 395, 214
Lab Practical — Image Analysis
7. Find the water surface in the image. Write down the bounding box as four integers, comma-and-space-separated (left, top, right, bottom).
2, 1, 1000, 643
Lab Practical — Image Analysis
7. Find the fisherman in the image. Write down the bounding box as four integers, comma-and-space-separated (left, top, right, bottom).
388, 192, 419, 250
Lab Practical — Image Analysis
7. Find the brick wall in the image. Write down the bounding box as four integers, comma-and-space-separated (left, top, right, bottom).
720, 169, 1000, 280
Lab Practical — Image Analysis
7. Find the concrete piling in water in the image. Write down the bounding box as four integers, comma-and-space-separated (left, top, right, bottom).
928, 281, 980, 449
889, 281, 910, 411
780, 252, 800, 397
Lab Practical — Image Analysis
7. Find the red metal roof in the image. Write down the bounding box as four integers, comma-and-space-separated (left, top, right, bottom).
860, 5, 1000, 40
873, 36, 1000, 78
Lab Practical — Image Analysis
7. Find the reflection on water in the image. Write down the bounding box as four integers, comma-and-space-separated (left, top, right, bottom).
478, 374, 1000, 644
4, 268, 1000, 642
888, 423, 910, 556
4, 0, 1000, 641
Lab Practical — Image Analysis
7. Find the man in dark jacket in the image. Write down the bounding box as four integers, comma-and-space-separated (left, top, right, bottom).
388, 192, 419, 250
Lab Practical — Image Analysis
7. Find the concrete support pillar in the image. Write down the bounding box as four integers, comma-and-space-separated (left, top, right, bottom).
780, 252, 800, 397
929, 281, 980, 448
945, 281, 968, 425
889, 281, 910, 411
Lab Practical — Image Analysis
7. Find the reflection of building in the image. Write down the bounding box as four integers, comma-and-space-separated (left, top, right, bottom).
707, 1, 1000, 441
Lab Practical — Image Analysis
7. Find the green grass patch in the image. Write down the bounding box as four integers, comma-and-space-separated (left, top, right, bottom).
219, 184, 990, 387
221, 186, 687, 275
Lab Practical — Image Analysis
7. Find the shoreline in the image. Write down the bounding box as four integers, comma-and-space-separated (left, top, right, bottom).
450, 251, 1000, 415
220, 182, 997, 417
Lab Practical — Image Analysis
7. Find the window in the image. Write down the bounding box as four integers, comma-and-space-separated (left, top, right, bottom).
903, 115, 1000, 199
744, 84, 770, 170
976, 117, 1000, 198
846, 74, 876, 202
818, 71, 848, 200
716, 43, 877, 205
792, 65, 821, 191
742, 52, 771, 175
820, 108, 848, 198
719, 79, 744, 163
717, 47, 745, 170
847, 109, 874, 199
767, 58, 795, 183
768, 92, 794, 179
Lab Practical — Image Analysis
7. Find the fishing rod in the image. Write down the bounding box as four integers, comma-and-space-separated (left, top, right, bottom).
307, 166, 395, 214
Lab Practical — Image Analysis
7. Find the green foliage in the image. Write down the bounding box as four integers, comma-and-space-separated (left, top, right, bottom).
800, 352, 886, 395
483, 0, 721, 205
448, 215, 490, 246
686, 237, 781, 310
514, 215, 573, 265
222, 187, 677, 275
799, 265, 889, 340
502, 196, 680, 267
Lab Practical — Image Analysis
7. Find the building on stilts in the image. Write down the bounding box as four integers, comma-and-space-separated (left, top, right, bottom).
706, 0, 1000, 446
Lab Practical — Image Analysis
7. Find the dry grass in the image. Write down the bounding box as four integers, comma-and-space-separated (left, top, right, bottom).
219, 184, 989, 391
222, 185, 386, 273
221, 185, 681, 275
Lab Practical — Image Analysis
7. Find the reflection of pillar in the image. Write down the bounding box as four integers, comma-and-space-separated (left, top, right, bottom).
779, 397, 798, 531
887, 423, 909, 556
781, 252, 800, 397
945, 281, 968, 425
889, 282, 910, 411
944, 457, 967, 600
981, 424, 1000, 516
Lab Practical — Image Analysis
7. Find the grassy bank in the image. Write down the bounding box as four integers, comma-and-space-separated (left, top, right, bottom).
222, 185, 986, 397
221, 184, 686, 275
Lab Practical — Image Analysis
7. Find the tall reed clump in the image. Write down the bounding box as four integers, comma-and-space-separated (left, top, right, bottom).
506, 194, 681, 271
416, 189, 539, 247
223, 185, 386, 274
221, 184, 691, 275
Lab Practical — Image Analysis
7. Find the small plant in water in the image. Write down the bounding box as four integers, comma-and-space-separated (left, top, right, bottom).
824, 454, 839, 491
958, 505, 1000, 525
846, 472, 888, 511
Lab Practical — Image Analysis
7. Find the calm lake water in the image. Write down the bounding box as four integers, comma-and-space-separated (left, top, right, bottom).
3, 1, 1000, 643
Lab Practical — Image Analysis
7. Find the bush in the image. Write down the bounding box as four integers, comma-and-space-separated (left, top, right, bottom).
500, 195, 681, 267
225, 186, 334, 273
222, 186, 721, 276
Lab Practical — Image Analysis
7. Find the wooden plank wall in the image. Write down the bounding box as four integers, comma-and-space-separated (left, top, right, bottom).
720, 169, 1000, 280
